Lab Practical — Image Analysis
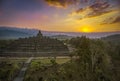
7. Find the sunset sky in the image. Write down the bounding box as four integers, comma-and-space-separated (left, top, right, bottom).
0, 0, 120, 32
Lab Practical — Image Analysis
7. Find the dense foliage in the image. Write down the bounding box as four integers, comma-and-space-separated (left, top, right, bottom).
0, 59, 24, 81
0, 35, 119, 81
23, 36, 120, 81
101, 34, 120, 45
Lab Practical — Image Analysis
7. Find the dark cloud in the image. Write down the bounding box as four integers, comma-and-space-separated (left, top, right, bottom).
75, 8, 84, 13
112, 16, 120, 23
45, 0, 120, 8
102, 16, 120, 24
89, 2, 110, 12
44, 0, 95, 8
45, 0, 79, 8
72, 1, 111, 18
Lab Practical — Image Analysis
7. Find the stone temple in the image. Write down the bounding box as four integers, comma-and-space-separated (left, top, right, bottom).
0, 31, 69, 57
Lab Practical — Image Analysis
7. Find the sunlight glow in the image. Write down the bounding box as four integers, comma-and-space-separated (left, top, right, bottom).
79, 26, 93, 33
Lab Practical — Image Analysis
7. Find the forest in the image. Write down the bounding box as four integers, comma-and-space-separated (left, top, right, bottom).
0, 34, 119, 81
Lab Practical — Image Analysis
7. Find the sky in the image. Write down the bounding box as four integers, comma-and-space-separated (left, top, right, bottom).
0, 0, 120, 32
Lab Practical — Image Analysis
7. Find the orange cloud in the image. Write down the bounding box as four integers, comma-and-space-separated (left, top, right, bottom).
101, 15, 120, 24
71, 1, 111, 18
45, 0, 78, 8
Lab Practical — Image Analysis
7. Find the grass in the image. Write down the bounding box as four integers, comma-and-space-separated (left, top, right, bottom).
0, 58, 26, 81
24, 57, 71, 81
33, 57, 70, 65
0, 57, 27, 63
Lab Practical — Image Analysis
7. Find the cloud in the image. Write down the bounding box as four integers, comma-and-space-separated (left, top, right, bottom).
45, 0, 79, 8
101, 15, 120, 24
44, 0, 92, 8
89, 2, 110, 12
71, 1, 111, 18
112, 16, 120, 23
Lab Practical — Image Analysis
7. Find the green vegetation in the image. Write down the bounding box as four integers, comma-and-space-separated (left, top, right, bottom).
33, 58, 70, 64
101, 34, 120, 45
68, 37, 113, 81
23, 36, 120, 81
24, 58, 70, 81
0, 40, 13, 52
0, 34, 120, 81
0, 58, 26, 81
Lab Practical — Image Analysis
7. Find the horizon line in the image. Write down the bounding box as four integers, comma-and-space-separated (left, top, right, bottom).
0, 26, 120, 34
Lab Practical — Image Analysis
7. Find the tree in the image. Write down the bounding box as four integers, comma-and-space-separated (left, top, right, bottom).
50, 58, 57, 66
90, 39, 112, 81
69, 36, 113, 81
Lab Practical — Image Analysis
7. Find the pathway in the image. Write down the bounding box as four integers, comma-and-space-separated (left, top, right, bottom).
13, 57, 33, 81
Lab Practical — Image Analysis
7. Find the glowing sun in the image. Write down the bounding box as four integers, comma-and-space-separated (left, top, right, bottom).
81, 27, 92, 33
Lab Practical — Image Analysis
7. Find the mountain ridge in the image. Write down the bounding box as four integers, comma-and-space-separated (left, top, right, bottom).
0, 26, 120, 39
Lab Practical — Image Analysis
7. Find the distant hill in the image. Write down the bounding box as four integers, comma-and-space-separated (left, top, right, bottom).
101, 34, 120, 45
0, 27, 38, 39
0, 26, 120, 39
